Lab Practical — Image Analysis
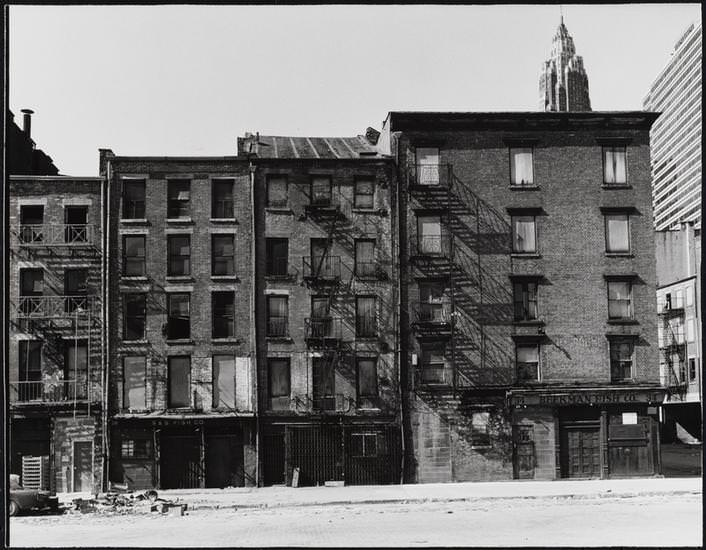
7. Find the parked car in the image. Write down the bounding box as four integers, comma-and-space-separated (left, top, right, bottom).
9, 474, 59, 516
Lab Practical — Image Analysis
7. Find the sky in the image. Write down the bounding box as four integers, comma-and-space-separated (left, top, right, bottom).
9, 4, 702, 176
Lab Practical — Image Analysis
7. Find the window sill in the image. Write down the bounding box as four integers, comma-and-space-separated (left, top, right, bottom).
509, 185, 540, 191
166, 276, 194, 282
470, 444, 492, 450
356, 336, 379, 341
211, 275, 240, 282
602, 184, 631, 189
607, 319, 639, 325
212, 338, 241, 345
210, 218, 238, 224
265, 275, 297, 283
266, 336, 293, 343
352, 208, 382, 214
266, 207, 293, 214
511, 253, 541, 259
121, 276, 149, 282
166, 218, 194, 224
610, 379, 637, 385
120, 218, 149, 225
165, 339, 195, 345
605, 253, 634, 258
513, 320, 545, 326
121, 339, 149, 346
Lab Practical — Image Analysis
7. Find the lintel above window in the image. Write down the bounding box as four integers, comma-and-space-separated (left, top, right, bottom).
595, 137, 632, 146
600, 206, 638, 215
506, 206, 544, 215
603, 273, 639, 281
503, 137, 540, 146
509, 273, 544, 281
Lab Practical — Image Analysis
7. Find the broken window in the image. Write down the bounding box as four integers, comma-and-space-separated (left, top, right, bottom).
212, 179, 235, 219
268, 358, 290, 398
167, 293, 190, 340
167, 179, 191, 218
266, 238, 289, 277
267, 175, 288, 208
123, 294, 146, 341
122, 180, 146, 219
168, 235, 191, 276
212, 234, 235, 276
19, 205, 44, 243
212, 354, 235, 409
354, 177, 375, 209
355, 239, 376, 277
123, 356, 146, 410
471, 412, 491, 447
516, 344, 540, 382
311, 176, 332, 206
212, 291, 235, 339
19, 269, 43, 316
122, 236, 146, 277
168, 356, 190, 408
64, 206, 88, 243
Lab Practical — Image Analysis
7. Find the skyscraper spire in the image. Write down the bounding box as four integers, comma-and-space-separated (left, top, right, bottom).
538, 15, 592, 111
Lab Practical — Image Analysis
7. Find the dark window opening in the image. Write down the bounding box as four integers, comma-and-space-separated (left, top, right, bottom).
268, 358, 290, 398
357, 358, 378, 400
212, 179, 235, 219
355, 239, 376, 277
513, 281, 538, 321
168, 356, 190, 408
64, 269, 88, 313
168, 235, 191, 276
167, 293, 190, 340
266, 238, 289, 276
212, 291, 235, 338
123, 294, 146, 341
167, 179, 191, 218
19, 341, 42, 382
356, 296, 377, 337
122, 236, 146, 277
212, 234, 235, 276
267, 296, 288, 337
64, 206, 88, 243
19, 205, 44, 243
122, 180, 146, 219
313, 356, 335, 408
420, 347, 448, 384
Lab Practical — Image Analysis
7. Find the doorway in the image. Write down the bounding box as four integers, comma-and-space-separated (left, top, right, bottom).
560, 426, 601, 478
513, 425, 535, 479
205, 434, 243, 488
160, 434, 201, 489
72, 441, 94, 492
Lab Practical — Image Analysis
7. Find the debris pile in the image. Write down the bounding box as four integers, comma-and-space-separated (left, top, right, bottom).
70, 486, 187, 516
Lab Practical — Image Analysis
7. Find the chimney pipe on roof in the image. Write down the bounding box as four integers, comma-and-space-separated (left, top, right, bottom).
21, 109, 34, 139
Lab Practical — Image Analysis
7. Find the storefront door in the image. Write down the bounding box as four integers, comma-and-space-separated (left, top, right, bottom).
205, 435, 243, 488
561, 426, 601, 478
160, 434, 201, 489
513, 425, 535, 479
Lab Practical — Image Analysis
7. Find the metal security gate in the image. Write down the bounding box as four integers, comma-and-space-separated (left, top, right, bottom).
262, 427, 286, 486
345, 426, 401, 485
288, 425, 343, 486
160, 435, 201, 489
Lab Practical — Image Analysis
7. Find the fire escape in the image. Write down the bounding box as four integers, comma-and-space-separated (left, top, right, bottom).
407, 162, 458, 389
11, 221, 101, 409
658, 298, 688, 396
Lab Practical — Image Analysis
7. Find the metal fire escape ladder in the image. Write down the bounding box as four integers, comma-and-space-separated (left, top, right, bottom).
661, 315, 688, 391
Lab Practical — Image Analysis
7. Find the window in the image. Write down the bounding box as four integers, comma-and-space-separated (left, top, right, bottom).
167, 179, 191, 218
64, 269, 88, 313
605, 214, 630, 253
355, 239, 376, 277
357, 358, 378, 402
212, 179, 234, 219
513, 281, 538, 321
123, 356, 146, 410
122, 235, 146, 277
167, 235, 191, 276
123, 294, 146, 341
610, 339, 634, 381
471, 412, 491, 447
309, 238, 338, 279
420, 347, 448, 384
267, 295, 288, 337
212, 355, 235, 409
313, 356, 335, 409
354, 178, 375, 209
603, 146, 627, 185
686, 286, 694, 307
510, 148, 534, 185
167, 293, 190, 340
268, 358, 290, 398
212, 234, 235, 276
418, 281, 447, 322
19, 205, 43, 243
689, 358, 697, 381
63, 340, 87, 398
311, 176, 332, 206
415, 147, 440, 185
168, 356, 190, 408
19, 341, 42, 382
351, 433, 384, 457
20, 268, 43, 297
417, 216, 443, 255
675, 289, 684, 308
512, 215, 537, 253
64, 206, 88, 243
516, 344, 540, 382
686, 319, 695, 342
122, 180, 146, 219
608, 281, 633, 319
121, 438, 151, 459
267, 175, 288, 208
356, 296, 376, 337
266, 238, 289, 276
212, 291, 235, 339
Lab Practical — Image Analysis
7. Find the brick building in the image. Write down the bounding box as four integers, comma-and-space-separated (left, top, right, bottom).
379, 111, 664, 482
8, 175, 106, 493
239, 132, 403, 486
7, 109, 60, 176
100, 151, 257, 489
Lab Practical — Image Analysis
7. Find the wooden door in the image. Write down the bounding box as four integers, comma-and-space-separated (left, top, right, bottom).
561, 427, 601, 478
72, 441, 93, 492
513, 425, 535, 479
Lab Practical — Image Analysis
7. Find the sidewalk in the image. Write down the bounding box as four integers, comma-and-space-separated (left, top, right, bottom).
65, 476, 700, 511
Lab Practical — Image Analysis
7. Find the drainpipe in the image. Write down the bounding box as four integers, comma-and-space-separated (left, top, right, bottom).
249, 160, 259, 487
102, 163, 111, 492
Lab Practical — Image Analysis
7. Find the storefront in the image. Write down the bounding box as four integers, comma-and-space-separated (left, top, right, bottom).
508, 386, 665, 479
110, 416, 256, 490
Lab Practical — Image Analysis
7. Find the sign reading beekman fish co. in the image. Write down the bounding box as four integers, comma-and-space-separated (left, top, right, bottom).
510, 389, 664, 407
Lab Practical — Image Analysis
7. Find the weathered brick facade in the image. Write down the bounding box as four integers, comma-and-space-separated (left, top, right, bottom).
381, 111, 663, 482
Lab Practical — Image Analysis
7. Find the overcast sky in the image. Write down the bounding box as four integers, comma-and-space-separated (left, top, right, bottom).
9, 4, 701, 176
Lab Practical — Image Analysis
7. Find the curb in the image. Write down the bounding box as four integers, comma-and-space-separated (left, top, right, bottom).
183, 488, 703, 511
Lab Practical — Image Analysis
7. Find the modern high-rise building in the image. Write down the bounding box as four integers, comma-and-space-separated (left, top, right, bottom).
539, 17, 592, 112
643, 23, 702, 230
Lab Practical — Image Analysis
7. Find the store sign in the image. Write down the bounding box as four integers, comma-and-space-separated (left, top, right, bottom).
510, 389, 663, 407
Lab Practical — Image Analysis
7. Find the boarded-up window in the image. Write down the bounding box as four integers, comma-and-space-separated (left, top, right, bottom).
356, 296, 376, 337
168, 356, 190, 408
311, 176, 332, 205
267, 176, 288, 207
20, 269, 43, 295
471, 412, 491, 446
357, 358, 378, 398
354, 178, 375, 209
212, 355, 235, 409
123, 356, 146, 410
268, 358, 290, 398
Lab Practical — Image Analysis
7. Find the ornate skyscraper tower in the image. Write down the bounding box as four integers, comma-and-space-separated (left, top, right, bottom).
539, 17, 592, 111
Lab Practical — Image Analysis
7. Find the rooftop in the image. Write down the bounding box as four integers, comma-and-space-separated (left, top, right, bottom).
237, 134, 384, 159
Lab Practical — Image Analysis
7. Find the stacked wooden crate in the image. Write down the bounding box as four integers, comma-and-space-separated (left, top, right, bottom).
22, 455, 50, 490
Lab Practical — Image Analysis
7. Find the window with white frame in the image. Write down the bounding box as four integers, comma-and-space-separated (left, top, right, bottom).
604, 214, 630, 253
607, 280, 633, 319
516, 344, 540, 382
510, 147, 534, 186
512, 215, 537, 253
603, 145, 627, 185
610, 338, 634, 381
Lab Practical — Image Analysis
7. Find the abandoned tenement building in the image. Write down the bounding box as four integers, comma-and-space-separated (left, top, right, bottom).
8, 108, 666, 491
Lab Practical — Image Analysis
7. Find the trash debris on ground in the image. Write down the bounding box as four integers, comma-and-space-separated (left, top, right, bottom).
68, 488, 187, 516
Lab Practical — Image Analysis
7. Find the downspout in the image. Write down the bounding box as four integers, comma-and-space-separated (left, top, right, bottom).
249, 160, 259, 487
392, 150, 405, 485
102, 163, 111, 492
